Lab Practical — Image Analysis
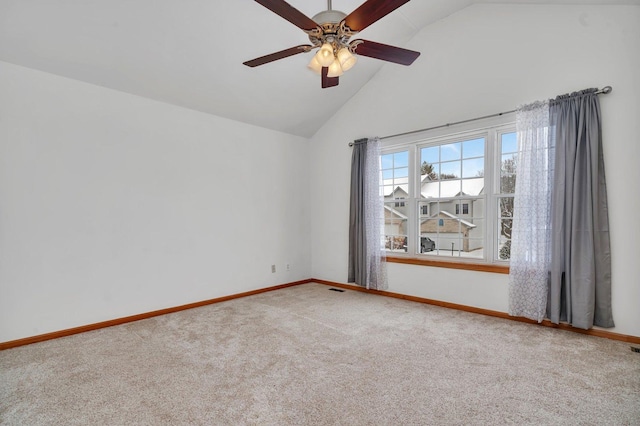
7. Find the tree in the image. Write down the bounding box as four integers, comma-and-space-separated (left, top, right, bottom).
420, 161, 458, 180
499, 157, 516, 259
439, 173, 458, 180
420, 161, 437, 180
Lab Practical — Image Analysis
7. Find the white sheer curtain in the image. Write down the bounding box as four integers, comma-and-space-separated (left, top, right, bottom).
364, 138, 386, 290
508, 101, 553, 322
348, 137, 387, 290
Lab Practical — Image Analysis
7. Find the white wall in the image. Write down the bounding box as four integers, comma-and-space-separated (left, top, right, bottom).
2, 3, 638, 344
0, 61, 311, 342
310, 4, 640, 336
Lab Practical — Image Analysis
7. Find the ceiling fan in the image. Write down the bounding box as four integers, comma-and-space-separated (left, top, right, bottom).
243, 0, 420, 88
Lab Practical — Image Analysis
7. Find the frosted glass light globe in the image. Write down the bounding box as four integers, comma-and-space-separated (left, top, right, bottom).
316, 43, 335, 67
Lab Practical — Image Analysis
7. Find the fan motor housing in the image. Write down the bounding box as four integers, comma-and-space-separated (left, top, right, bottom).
308, 10, 353, 47
311, 10, 347, 25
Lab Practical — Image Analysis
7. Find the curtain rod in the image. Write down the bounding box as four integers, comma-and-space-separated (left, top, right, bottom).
349, 86, 612, 146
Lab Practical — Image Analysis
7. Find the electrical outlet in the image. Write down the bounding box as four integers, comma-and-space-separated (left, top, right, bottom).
271, 264, 276, 273
286, 264, 290, 271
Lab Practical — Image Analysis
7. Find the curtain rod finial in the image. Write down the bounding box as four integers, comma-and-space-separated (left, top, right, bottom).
601, 86, 612, 94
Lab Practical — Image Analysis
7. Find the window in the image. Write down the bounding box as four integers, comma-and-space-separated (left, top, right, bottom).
380, 123, 516, 264
455, 203, 469, 215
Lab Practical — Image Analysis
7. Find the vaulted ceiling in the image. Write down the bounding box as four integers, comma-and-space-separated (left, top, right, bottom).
1, 0, 637, 137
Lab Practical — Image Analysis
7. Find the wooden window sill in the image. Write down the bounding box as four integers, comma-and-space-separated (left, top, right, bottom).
385, 255, 509, 274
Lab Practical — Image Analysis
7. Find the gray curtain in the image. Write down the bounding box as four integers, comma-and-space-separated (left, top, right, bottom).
348, 138, 387, 290
348, 138, 368, 286
548, 88, 614, 329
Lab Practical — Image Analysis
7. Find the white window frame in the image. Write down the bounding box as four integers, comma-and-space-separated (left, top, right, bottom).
380, 117, 515, 265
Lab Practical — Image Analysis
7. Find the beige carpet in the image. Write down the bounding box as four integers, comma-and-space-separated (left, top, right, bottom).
1, 283, 639, 425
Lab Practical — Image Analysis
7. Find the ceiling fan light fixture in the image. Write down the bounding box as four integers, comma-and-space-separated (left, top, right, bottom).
327, 58, 343, 78
337, 47, 357, 72
244, 0, 420, 89
316, 42, 335, 67
308, 55, 323, 74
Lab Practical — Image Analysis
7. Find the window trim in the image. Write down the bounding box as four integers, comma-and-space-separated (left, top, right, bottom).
385, 256, 509, 274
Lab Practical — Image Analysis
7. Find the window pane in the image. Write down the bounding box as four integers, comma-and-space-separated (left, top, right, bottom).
420, 162, 439, 181
382, 149, 410, 253
421, 146, 439, 164
462, 178, 484, 196
498, 196, 513, 262
419, 214, 440, 234
501, 154, 517, 171
468, 218, 484, 236
441, 219, 461, 232
499, 218, 513, 245
463, 138, 485, 158
440, 161, 460, 179
498, 236, 511, 260
421, 178, 440, 197
440, 179, 461, 197
499, 217, 513, 232
500, 132, 517, 198
394, 151, 409, 168
465, 239, 485, 258
500, 154, 517, 194
501, 132, 517, 154
462, 158, 484, 178
384, 201, 408, 253
395, 167, 409, 179
499, 197, 514, 219
441, 142, 461, 162
381, 153, 394, 170
418, 235, 436, 253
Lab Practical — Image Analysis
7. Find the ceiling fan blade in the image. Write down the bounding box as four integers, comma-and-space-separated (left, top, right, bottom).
243, 45, 312, 67
254, 0, 319, 31
321, 67, 339, 88
344, 0, 410, 32
352, 39, 420, 65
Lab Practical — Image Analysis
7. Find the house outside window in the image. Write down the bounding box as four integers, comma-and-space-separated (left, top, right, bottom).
380, 150, 409, 252
380, 123, 516, 264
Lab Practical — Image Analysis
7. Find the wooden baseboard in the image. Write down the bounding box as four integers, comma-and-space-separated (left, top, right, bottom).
312, 279, 640, 345
2, 277, 638, 350
0, 279, 313, 351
